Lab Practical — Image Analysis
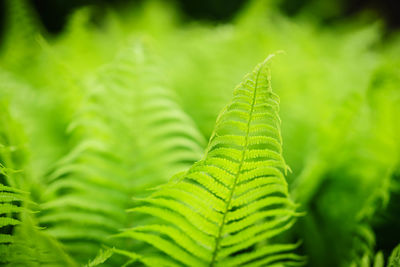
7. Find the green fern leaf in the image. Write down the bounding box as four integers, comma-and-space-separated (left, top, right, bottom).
39, 44, 205, 264
117, 56, 302, 266
85, 248, 114, 267
0, 102, 76, 266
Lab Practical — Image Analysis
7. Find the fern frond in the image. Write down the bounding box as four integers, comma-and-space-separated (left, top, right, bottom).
117, 56, 302, 266
39, 43, 205, 264
0, 102, 76, 266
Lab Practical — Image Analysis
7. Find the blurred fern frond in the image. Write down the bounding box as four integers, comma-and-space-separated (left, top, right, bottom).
38, 43, 206, 264
0, 102, 75, 266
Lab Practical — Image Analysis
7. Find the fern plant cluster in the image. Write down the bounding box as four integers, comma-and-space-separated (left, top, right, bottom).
0, 0, 399, 266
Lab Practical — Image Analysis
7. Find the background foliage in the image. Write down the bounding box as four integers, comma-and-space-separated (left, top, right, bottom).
0, 0, 399, 266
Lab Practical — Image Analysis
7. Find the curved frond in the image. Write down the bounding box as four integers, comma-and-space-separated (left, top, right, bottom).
118, 56, 302, 266
39, 43, 205, 264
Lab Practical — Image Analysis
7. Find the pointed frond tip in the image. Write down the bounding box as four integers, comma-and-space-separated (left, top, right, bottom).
117, 57, 303, 266
85, 247, 115, 267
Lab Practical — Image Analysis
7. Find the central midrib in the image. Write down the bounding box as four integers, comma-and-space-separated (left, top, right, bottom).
209, 67, 263, 266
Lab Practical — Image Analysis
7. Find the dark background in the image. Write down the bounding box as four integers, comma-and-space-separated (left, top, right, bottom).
0, 0, 399, 36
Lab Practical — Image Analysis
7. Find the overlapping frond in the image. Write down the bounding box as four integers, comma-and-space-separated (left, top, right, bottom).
0, 184, 75, 266
116, 56, 302, 266
39, 43, 205, 264
0, 102, 75, 266
0, 183, 28, 261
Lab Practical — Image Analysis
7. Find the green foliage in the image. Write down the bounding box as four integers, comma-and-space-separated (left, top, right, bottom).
0, 0, 399, 266
388, 244, 400, 267
0, 102, 76, 266
85, 248, 115, 267
115, 56, 303, 266
38, 44, 205, 263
